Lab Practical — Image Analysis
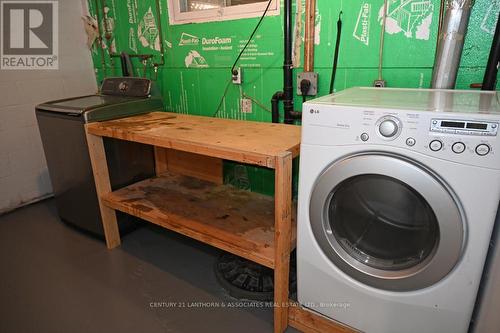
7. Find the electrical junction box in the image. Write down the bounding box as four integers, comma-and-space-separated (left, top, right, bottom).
373, 79, 387, 88
232, 68, 242, 85
297, 72, 318, 96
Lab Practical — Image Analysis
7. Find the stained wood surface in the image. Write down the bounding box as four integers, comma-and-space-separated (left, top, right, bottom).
101, 172, 297, 268
288, 303, 358, 333
85, 112, 301, 168
154, 147, 223, 184
85, 132, 121, 249
154, 146, 169, 176
274, 152, 293, 333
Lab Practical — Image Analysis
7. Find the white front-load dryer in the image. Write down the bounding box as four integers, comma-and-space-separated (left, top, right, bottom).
297, 87, 500, 333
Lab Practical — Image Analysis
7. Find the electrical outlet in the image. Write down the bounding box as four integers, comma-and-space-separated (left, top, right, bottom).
373, 79, 387, 88
240, 98, 252, 113
232, 67, 242, 84
297, 72, 318, 96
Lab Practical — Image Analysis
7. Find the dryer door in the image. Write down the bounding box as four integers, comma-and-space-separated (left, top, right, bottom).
309, 152, 465, 291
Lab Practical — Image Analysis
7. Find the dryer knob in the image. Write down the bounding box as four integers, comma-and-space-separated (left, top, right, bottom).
379, 119, 398, 138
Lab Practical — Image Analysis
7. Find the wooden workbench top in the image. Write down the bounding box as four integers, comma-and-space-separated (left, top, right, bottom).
86, 112, 301, 168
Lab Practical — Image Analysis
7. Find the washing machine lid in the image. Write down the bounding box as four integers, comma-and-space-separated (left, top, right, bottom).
36, 95, 140, 115
309, 152, 465, 291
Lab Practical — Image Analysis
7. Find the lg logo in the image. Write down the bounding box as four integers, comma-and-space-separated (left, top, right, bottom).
1, 1, 58, 69
118, 81, 129, 92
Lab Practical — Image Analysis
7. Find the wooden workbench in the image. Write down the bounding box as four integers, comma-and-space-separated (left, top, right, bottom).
85, 112, 353, 333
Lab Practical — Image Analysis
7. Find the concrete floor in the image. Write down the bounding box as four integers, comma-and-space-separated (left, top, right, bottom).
0, 199, 299, 333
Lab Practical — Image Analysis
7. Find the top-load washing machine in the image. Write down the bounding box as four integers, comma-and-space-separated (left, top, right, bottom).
36, 77, 162, 237
297, 87, 500, 333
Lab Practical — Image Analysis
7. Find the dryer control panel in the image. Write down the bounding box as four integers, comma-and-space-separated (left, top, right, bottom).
301, 105, 500, 169
302, 87, 500, 169
425, 119, 499, 158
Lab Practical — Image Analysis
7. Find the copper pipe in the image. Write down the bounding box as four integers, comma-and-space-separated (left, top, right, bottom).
304, 0, 316, 72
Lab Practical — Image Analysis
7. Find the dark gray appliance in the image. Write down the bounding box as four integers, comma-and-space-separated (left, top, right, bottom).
36, 77, 162, 237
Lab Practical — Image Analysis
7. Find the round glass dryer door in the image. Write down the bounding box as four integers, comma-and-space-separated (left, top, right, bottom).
330, 174, 439, 271
309, 153, 464, 291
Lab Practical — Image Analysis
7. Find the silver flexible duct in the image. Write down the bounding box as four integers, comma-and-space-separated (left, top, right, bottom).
431, 0, 474, 89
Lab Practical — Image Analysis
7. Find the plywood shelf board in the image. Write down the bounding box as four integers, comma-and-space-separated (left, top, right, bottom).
101, 172, 297, 268
86, 112, 301, 168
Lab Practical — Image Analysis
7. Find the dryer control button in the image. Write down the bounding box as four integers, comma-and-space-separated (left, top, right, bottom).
360, 133, 369, 141
476, 144, 491, 156
406, 137, 416, 146
429, 140, 443, 152
452, 142, 466, 154
379, 119, 398, 137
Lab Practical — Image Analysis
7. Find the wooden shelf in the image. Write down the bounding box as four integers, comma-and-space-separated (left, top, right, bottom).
86, 112, 301, 168
86, 112, 299, 332
101, 172, 296, 269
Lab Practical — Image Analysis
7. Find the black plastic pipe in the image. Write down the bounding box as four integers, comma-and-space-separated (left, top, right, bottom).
271, 0, 300, 124
120, 52, 133, 77
271, 92, 284, 123
329, 12, 343, 94
283, 0, 294, 124
482, 13, 500, 91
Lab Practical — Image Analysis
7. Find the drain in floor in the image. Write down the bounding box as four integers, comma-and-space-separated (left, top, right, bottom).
214, 251, 297, 301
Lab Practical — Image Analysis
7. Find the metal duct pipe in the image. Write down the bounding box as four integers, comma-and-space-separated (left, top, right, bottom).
431, 0, 474, 89
304, 0, 316, 72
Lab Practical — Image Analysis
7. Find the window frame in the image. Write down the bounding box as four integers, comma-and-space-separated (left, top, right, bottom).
167, 0, 280, 25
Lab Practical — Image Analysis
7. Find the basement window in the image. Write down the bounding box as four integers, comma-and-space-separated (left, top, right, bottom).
167, 0, 280, 25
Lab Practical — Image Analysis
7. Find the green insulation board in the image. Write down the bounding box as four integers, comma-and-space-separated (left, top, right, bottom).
87, 0, 500, 195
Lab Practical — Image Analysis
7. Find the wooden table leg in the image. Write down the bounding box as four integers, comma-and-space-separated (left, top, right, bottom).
85, 128, 121, 249
154, 146, 169, 176
274, 151, 293, 333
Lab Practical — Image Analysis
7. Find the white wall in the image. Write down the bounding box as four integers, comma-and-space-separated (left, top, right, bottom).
0, 0, 97, 213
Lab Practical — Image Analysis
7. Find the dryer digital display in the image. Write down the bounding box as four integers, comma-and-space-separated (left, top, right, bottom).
430, 119, 498, 136
441, 121, 465, 128
466, 122, 488, 130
